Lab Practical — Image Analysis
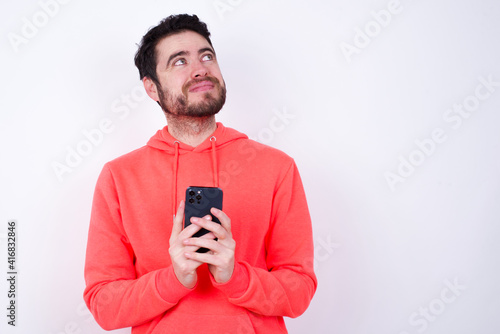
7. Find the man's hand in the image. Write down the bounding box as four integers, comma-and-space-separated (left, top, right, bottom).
183, 208, 236, 284
169, 200, 215, 289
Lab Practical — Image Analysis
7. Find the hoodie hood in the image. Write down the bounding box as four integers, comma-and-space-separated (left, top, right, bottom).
147, 122, 248, 154
146, 122, 248, 215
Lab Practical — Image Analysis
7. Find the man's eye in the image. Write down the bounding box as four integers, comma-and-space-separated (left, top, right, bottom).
174, 59, 186, 66
202, 54, 213, 61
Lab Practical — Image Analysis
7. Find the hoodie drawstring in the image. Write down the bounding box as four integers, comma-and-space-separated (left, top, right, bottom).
172, 137, 219, 220
210, 136, 219, 188
172, 141, 180, 219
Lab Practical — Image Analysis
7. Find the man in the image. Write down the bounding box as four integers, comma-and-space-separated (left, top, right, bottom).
84, 14, 316, 333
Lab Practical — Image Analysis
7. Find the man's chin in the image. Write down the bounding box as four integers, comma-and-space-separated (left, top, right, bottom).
185, 104, 222, 117
185, 91, 225, 117
160, 85, 226, 117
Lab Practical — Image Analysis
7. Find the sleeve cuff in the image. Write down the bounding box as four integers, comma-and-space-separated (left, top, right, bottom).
211, 262, 249, 299
156, 267, 196, 304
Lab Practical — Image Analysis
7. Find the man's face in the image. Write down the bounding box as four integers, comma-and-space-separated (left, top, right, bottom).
153, 30, 226, 117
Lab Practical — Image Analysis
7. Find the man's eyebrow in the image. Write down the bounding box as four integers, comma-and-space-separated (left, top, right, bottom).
199, 47, 215, 55
166, 50, 188, 68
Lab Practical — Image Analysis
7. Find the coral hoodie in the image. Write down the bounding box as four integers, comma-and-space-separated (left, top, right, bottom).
84, 123, 317, 333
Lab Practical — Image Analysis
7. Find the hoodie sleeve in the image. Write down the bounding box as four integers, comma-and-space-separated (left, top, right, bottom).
83, 165, 192, 330
212, 161, 317, 317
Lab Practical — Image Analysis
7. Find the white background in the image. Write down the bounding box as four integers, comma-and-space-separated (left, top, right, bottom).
1, 0, 499, 333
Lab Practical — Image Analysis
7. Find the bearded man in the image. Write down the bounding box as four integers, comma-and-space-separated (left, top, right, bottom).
84, 14, 316, 334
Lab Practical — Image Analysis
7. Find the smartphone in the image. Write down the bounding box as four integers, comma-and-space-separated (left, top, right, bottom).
184, 186, 223, 253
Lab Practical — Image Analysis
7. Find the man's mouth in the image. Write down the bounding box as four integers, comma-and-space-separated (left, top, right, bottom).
188, 80, 216, 93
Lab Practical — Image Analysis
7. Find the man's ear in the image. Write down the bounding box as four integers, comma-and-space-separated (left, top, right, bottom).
142, 77, 160, 102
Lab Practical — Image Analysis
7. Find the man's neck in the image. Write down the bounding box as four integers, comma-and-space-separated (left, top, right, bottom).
165, 114, 217, 147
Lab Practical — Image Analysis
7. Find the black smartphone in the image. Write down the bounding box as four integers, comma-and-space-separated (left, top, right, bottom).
184, 186, 223, 253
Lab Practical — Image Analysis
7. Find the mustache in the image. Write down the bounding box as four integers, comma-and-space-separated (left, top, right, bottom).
183, 76, 220, 92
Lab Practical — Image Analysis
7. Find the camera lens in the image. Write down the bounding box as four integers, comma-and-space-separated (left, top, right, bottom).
189, 190, 195, 196
196, 195, 202, 200
188, 198, 195, 204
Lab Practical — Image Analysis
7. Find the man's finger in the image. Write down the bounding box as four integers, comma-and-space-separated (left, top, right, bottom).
171, 200, 185, 240
210, 208, 231, 234
190, 217, 225, 240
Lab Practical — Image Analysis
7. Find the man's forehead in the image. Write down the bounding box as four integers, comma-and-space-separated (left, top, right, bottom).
157, 31, 212, 57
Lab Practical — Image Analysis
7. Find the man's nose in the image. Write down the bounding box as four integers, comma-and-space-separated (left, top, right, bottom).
191, 61, 208, 78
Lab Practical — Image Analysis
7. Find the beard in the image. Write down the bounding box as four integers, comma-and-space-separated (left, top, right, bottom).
157, 77, 226, 117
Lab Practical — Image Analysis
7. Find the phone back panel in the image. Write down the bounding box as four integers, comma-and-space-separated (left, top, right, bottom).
184, 186, 223, 238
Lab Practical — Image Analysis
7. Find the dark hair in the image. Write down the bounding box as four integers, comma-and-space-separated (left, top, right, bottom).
134, 14, 213, 86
